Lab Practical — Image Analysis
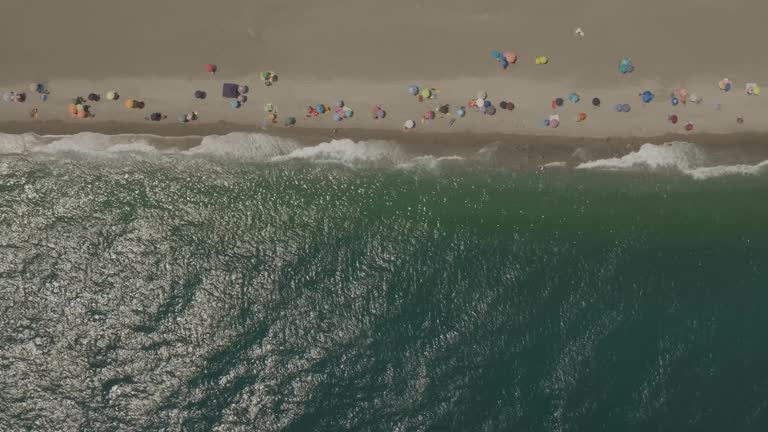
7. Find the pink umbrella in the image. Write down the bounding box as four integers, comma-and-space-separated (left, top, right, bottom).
549, 119, 560, 128
425, 110, 435, 120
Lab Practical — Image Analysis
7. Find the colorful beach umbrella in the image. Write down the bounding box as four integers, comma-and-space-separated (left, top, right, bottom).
502, 51, 517, 64
492, 50, 502, 59
569, 93, 580, 103
641, 90, 654, 103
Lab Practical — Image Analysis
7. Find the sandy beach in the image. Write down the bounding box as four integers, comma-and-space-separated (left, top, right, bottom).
1, 0, 767, 140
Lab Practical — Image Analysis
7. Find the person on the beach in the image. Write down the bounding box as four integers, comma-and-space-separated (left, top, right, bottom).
30, 108, 39, 119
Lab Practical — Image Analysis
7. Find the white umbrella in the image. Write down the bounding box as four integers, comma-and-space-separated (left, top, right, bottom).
404, 119, 415, 129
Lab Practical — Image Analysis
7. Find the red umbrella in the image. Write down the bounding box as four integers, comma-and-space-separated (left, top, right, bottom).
684, 121, 694, 131
668, 114, 678, 124
205, 64, 217, 76
425, 110, 435, 120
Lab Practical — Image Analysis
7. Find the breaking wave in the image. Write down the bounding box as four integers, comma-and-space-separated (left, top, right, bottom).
577, 142, 768, 179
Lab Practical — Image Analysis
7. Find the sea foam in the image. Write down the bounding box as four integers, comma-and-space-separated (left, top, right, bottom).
577, 142, 768, 179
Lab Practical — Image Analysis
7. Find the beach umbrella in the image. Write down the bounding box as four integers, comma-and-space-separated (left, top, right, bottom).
3, 92, 13, 103
67, 104, 77, 115
484, 100, 492, 108
641, 90, 654, 103
230, 100, 241, 109
150, 112, 162, 121
456, 108, 466, 117
137, 101, 145, 109
376, 109, 386, 119
194, 90, 206, 99
237, 85, 249, 95
486, 106, 496, 115
500, 101, 507, 109
425, 110, 436, 120
284, 116, 297, 126
421, 88, 432, 98
260, 71, 271, 81
76, 103, 84, 112
270, 74, 278, 82
316, 104, 325, 113
408, 85, 419, 96
88, 93, 100, 102
15, 93, 26, 103
177, 114, 188, 123
336, 99, 344, 108
76, 110, 88, 119
205, 64, 217, 75
737, 116, 744, 125
685, 122, 694, 131
332, 113, 342, 122
477, 90, 487, 99
344, 107, 353, 118
237, 94, 247, 103
753, 86, 761, 95
503, 51, 517, 63
476, 98, 485, 108
592, 97, 600, 107
492, 50, 502, 59
621, 104, 631, 112
689, 93, 702, 104
668, 114, 678, 124
569, 93, 580, 103
550, 119, 559, 128
543, 119, 550, 127
190, 112, 199, 121
124, 99, 135, 109
615, 104, 623, 112
555, 98, 564, 107
505, 102, 515, 111
264, 103, 274, 112
501, 58, 509, 69
535, 56, 549, 65
106, 91, 118, 101
404, 119, 415, 129
479, 105, 487, 114
577, 112, 587, 122
671, 97, 679, 106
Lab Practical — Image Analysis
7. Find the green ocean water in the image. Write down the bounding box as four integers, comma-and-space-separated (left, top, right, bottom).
1, 136, 768, 431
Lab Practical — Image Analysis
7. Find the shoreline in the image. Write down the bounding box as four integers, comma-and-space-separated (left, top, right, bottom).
2, 121, 767, 169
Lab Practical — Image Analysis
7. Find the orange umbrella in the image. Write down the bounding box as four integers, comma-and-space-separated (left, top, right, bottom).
502, 51, 517, 64
76, 110, 88, 119
124, 99, 135, 109
67, 104, 77, 115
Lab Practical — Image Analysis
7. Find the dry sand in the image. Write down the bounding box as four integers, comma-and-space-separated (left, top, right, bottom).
0, 0, 766, 139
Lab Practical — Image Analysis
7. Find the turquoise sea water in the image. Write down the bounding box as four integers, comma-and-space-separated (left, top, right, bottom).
1, 134, 767, 431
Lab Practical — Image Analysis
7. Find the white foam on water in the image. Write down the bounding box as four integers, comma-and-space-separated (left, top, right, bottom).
543, 161, 567, 168
577, 142, 768, 179
0, 133, 41, 154
397, 155, 466, 170
184, 132, 300, 159
271, 139, 408, 167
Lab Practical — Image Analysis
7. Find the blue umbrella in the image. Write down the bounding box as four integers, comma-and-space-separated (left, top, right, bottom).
230, 100, 241, 109
492, 50, 502, 59
456, 108, 466, 117
487, 106, 496, 115
615, 104, 623, 112
501, 58, 509, 69
408, 85, 419, 96
484, 100, 492, 108
569, 93, 580, 103
641, 90, 654, 103
543, 119, 551, 127
316, 104, 325, 113
333, 113, 342, 121
621, 104, 631, 112
2, 92, 13, 103
671, 97, 679, 106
